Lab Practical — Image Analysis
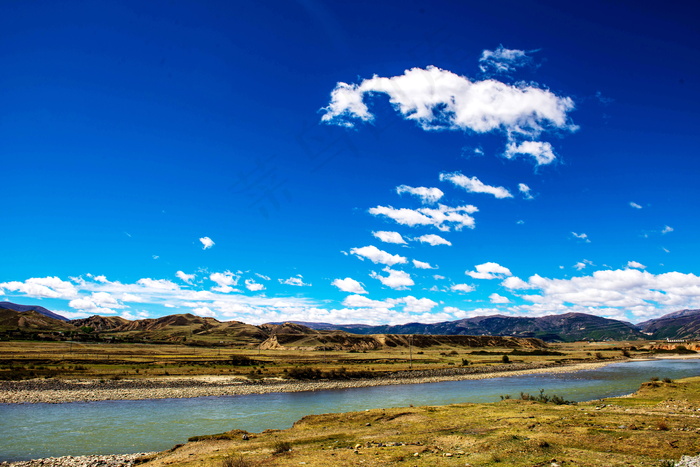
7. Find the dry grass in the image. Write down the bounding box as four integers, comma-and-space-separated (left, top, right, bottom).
138, 376, 700, 467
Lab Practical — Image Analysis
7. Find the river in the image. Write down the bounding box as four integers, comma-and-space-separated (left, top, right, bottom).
1, 358, 699, 462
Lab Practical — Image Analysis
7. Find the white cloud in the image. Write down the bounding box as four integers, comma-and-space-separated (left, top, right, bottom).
451, 283, 475, 293
504, 140, 556, 165
518, 183, 534, 200
489, 293, 511, 304
501, 276, 530, 290
69, 292, 124, 315
392, 296, 438, 313
369, 204, 478, 232
396, 185, 444, 204
415, 234, 452, 246
627, 261, 646, 270
512, 268, 700, 320
342, 294, 393, 309
176, 271, 195, 284
630, 202, 642, 209
200, 237, 215, 250
370, 268, 414, 290
479, 45, 534, 74
332, 277, 368, 294
466, 262, 512, 280
137, 278, 180, 290
439, 172, 512, 199
350, 245, 407, 266
279, 275, 310, 287
245, 279, 265, 292
321, 66, 575, 141
372, 231, 407, 244
0, 276, 79, 299
573, 259, 593, 271
662, 225, 674, 234
209, 272, 239, 293
412, 259, 434, 269
572, 232, 591, 243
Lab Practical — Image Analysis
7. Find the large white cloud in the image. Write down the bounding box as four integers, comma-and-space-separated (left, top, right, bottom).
396, 185, 444, 204
372, 231, 407, 244
321, 65, 575, 165
350, 245, 407, 266
466, 262, 512, 280
332, 277, 368, 294
439, 172, 512, 199
369, 204, 478, 231
370, 268, 414, 290
0, 276, 78, 299
506, 268, 700, 321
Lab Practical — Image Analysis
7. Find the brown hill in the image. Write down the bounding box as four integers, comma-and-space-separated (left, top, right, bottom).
71, 315, 130, 331
0, 308, 76, 332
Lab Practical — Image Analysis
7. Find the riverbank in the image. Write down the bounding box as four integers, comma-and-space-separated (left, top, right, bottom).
0, 453, 156, 467
0, 359, 617, 404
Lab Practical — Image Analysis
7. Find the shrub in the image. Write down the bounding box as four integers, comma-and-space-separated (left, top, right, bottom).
221, 454, 251, 467
663, 377, 673, 383
272, 441, 292, 454
501, 354, 510, 364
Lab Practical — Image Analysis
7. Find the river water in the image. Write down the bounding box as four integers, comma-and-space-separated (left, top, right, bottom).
2, 358, 699, 462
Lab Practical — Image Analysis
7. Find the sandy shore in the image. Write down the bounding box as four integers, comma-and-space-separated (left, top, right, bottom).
0, 360, 617, 405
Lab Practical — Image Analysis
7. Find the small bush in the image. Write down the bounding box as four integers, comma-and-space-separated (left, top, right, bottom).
656, 420, 669, 431
501, 355, 510, 364
663, 377, 673, 383
221, 454, 251, 467
272, 440, 292, 454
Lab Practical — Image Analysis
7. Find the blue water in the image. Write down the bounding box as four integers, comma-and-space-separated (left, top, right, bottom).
1, 359, 699, 462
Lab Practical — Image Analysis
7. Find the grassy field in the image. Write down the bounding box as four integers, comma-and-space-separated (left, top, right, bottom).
0, 340, 654, 381
137, 376, 700, 467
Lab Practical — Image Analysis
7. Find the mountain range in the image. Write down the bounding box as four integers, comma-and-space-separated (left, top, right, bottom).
1, 301, 699, 342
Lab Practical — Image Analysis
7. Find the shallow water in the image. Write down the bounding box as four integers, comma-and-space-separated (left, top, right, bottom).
1, 358, 698, 462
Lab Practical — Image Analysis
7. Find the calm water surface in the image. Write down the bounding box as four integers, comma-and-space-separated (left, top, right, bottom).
2, 358, 699, 461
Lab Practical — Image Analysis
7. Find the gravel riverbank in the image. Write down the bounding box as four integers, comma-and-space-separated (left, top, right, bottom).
0, 360, 615, 405
0, 453, 156, 467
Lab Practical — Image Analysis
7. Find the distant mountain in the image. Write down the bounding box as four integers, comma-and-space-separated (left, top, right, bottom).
638, 309, 700, 340
0, 302, 69, 321
277, 313, 646, 342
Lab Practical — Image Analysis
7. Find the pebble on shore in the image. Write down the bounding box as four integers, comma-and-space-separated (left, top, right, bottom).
0, 453, 156, 467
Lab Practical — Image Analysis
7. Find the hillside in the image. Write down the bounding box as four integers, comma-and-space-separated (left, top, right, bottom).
0, 301, 68, 321
638, 309, 700, 340
0, 308, 76, 333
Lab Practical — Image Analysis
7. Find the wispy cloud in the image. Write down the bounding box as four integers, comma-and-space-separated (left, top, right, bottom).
630, 202, 642, 209
662, 225, 674, 234
415, 234, 452, 246
479, 45, 535, 74
571, 232, 591, 243
518, 183, 534, 200
176, 271, 195, 284
350, 245, 407, 266
279, 275, 310, 287
396, 185, 444, 204
439, 172, 512, 199
412, 259, 434, 269
451, 283, 475, 293
369, 204, 478, 231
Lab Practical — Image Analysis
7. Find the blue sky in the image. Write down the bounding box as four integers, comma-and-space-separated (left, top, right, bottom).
2, 0, 699, 325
